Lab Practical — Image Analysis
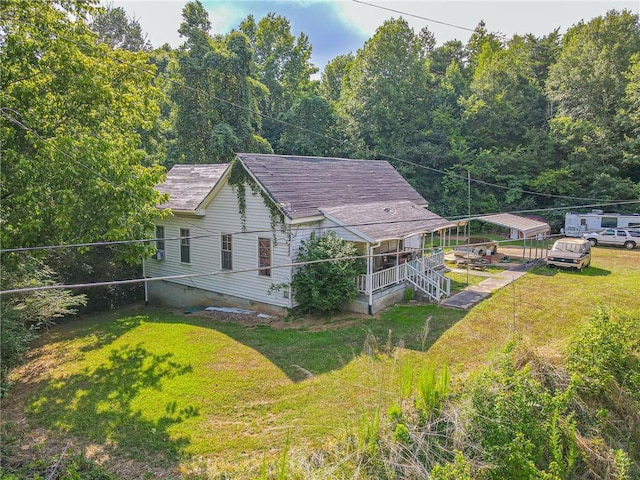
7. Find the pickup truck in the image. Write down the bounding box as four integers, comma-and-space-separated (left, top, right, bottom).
453, 238, 498, 258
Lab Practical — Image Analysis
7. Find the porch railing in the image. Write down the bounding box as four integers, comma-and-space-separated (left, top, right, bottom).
405, 262, 450, 302
356, 250, 449, 301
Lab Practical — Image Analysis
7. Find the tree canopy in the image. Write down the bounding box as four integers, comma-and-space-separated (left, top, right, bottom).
1, 0, 167, 254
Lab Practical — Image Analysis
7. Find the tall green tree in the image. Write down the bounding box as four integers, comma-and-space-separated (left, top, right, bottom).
89, 4, 151, 52
460, 34, 551, 150
338, 18, 432, 160
319, 53, 354, 104
1, 0, 166, 391
278, 92, 338, 156
546, 10, 640, 201
547, 10, 640, 126
618, 54, 640, 184
1, 0, 166, 252
239, 13, 317, 149
170, 1, 270, 164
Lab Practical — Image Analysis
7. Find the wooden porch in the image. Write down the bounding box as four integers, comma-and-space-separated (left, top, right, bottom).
356, 250, 450, 304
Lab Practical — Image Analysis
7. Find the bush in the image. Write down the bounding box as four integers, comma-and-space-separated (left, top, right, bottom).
0, 254, 86, 396
291, 232, 363, 313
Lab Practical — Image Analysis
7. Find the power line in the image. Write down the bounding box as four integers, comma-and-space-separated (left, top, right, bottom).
4, 13, 639, 262
8, 16, 633, 206
0, 231, 573, 297
0, 252, 371, 295
0, 110, 136, 197
446, 199, 640, 221
352, 0, 476, 33
3, 198, 638, 254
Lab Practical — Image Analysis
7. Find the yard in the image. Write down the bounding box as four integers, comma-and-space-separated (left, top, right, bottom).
2, 248, 639, 478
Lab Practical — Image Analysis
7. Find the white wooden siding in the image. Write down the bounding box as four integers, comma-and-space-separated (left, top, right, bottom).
145, 179, 292, 307
404, 234, 422, 249
318, 218, 369, 243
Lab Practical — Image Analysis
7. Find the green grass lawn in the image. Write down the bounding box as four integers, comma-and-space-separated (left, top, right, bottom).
4, 248, 639, 478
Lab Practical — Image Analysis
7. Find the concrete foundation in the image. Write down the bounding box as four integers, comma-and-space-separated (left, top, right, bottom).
346, 283, 408, 315
148, 280, 414, 317
147, 280, 288, 317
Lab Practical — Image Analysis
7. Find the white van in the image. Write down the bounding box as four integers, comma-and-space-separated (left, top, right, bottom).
546, 238, 592, 271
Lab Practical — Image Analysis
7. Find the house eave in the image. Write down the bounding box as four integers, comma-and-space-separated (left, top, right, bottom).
320, 211, 376, 244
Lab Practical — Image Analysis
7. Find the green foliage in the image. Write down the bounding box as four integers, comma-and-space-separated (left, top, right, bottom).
227, 158, 284, 232
1, 0, 167, 256
567, 305, 640, 394
89, 4, 151, 52
278, 92, 338, 156
170, 3, 270, 164
466, 343, 579, 479
291, 232, 363, 313
415, 365, 450, 420
0, 255, 86, 396
338, 18, 432, 160
239, 12, 318, 148
431, 451, 473, 480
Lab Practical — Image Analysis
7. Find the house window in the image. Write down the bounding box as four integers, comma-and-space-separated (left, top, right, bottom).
180, 228, 190, 263
258, 238, 271, 277
155, 226, 165, 260
221, 234, 232, 270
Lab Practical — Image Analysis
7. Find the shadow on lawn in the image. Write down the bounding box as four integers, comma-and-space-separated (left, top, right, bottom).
530, 265, 611, 277
187, 305, 467, 382
27, 342, 196, 463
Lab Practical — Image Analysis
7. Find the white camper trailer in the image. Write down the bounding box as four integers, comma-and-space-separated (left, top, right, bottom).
564, 211, 640, 237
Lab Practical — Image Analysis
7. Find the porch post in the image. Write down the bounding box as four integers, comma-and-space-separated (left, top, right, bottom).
368, 243, 373, 310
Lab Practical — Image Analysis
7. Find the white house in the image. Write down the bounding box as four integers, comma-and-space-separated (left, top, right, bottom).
144, 154, 455, 315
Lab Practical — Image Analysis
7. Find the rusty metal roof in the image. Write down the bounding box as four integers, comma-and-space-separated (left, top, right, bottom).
321, 200, 455, 242
238, 154, 427, 219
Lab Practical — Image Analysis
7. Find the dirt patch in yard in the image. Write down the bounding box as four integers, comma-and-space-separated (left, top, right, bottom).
189, 307, 371, 332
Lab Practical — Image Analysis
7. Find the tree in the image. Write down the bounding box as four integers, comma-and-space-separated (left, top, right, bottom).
460, 34, 550, 150
547, 10, 640, 126
546, 10, 640, 202
278, 93, 338, 156
1, 0, 167, 253
338, 18, 432, 160
291, 232, 362, 313
90, 4, 151, 51
239, 13, 317, 149
319, 53, 354, 104
170, 1, 270, 164
617, 53, 640, 184
0, 0, 168, 391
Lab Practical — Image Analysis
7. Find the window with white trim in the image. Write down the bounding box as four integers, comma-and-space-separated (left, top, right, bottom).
221, 234, 232, 270
155, 226, 165, 259
180, 228, 190, 263
258, 238, 271, 277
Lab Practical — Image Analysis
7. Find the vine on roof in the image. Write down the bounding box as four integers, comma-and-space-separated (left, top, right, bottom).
228, 158, 285, 234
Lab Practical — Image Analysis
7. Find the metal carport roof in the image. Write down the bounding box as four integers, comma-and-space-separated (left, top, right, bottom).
474, 213, 550, 238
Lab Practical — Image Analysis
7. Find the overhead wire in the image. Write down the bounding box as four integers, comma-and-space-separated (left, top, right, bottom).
3, 198, 639, 254
351, 0, 476, 32
0, 232, 573, 296
2, 12, 639, 268
5, 15, 634, 205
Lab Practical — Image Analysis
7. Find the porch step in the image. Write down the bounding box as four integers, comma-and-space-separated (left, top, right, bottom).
405, 263, 451, 303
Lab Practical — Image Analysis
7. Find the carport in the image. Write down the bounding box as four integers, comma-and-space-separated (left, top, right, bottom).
473, 213, 551, 262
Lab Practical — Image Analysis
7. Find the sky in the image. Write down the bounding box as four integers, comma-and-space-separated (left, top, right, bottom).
112, 0, 640, 71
